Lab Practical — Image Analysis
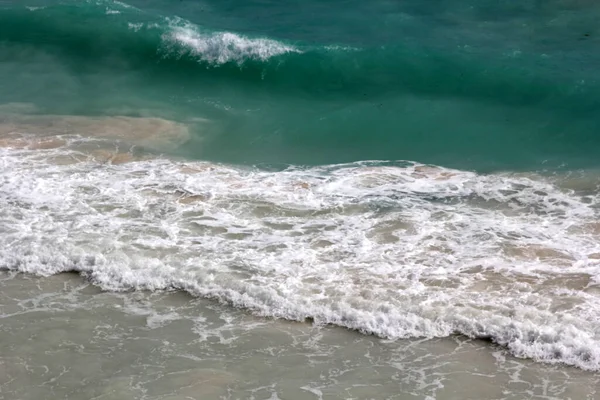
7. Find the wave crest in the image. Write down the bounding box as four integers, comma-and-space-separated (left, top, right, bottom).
162, 20, 300, 65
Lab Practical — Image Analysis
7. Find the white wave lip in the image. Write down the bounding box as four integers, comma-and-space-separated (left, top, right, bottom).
163, 22, 300, 65
2, 139, 600, 371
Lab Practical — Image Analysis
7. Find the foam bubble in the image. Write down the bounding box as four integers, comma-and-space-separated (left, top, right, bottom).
128, 22, 143, 32
1, 142, 600, 370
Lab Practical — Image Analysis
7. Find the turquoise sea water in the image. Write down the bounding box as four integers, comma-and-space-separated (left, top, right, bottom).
4, 1, 600, 388
1, 0, 599, 170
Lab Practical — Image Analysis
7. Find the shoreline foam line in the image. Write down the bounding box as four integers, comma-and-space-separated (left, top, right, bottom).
1, 142, 600, 370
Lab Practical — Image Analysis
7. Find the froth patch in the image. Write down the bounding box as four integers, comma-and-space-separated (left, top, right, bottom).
2, 156, 600, 370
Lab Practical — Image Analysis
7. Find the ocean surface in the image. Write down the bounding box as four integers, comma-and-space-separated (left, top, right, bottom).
1, 0, 600, 398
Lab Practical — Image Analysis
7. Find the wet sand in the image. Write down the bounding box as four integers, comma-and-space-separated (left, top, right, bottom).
1, 272, 598, 400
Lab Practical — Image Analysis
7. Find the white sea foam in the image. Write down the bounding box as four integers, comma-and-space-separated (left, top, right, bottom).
128, 22, 143, 32
324, 45, 361, 52
1, 140, 600, 370
87, 0, 137, 10
162, 20, 300, 65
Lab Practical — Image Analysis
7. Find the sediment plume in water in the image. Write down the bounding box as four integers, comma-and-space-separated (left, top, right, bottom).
0, 113, 190, 151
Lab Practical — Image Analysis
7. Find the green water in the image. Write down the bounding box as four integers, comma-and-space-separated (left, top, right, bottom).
1, 0, 600, 170
4, 1, 600, 385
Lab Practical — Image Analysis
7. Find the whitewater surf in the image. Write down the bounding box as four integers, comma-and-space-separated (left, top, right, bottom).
2, 0, 600, 398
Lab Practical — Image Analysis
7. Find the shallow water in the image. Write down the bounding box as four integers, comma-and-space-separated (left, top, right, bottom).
2, 0, 600, 397
1, 272, 599, 400
2, 123, 600, 374
1, 1, 600, 170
